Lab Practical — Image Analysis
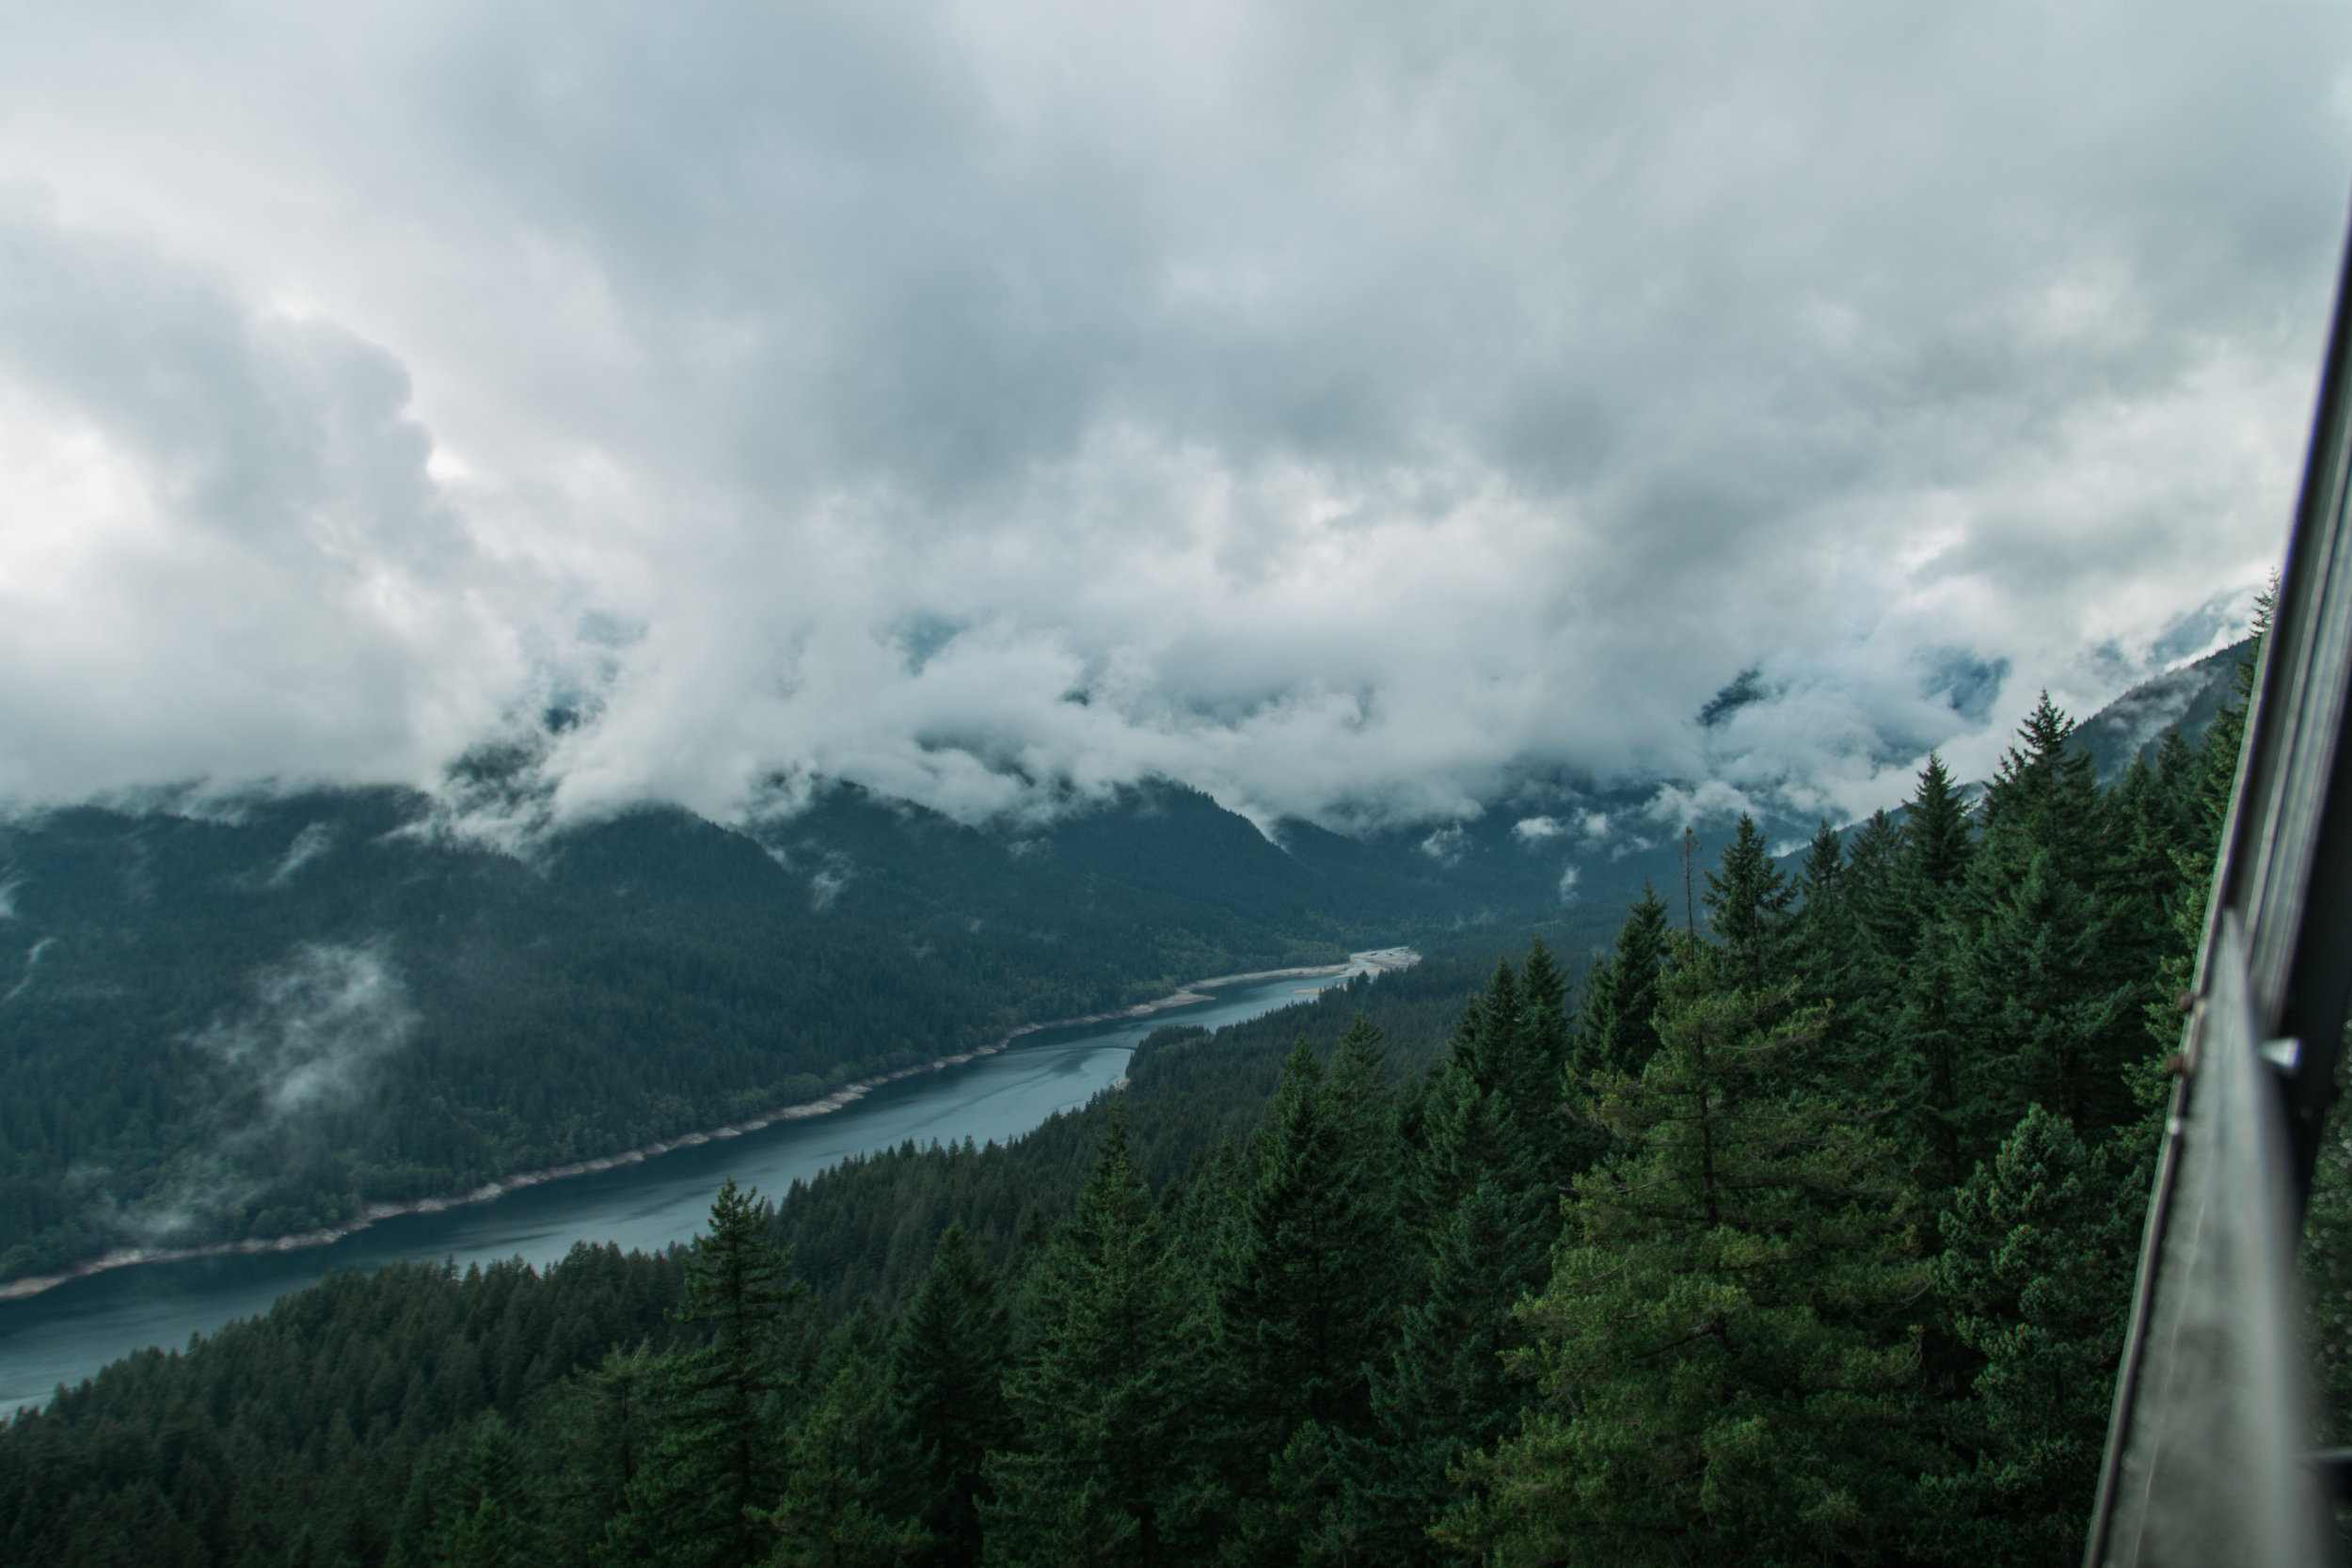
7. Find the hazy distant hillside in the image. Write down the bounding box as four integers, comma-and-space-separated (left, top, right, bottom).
0, 764, 1643, 1280
2074, 638, 2254, 783
0, 780, 1367, 1279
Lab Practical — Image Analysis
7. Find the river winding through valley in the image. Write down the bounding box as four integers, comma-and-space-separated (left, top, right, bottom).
0, 958, 1403, 1411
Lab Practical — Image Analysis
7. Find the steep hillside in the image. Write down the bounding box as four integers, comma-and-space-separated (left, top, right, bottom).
2074, 638, 2254, 782
0, 782, 1364, 1281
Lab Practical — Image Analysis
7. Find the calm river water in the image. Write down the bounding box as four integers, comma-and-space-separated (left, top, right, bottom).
0, 969, 1348, 1411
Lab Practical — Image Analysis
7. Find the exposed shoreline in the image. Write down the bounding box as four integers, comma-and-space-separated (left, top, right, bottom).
0, 947, 1418, 1303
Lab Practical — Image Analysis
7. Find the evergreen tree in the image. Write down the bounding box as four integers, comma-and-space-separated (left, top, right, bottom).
757, 1351, 929, 1568
1442, 944, 1926, 1567
1511, 939, 1573, 1111
1372, 942, 1587, 1561
1512, 937, 1594, 1187
1902, 753, 1975, 898
1788, 820, 1856, 1005
1799, 816, 1844, 898
608, 1177, 810, 1568
1320, 1016, 1404, 1207
1945, 700, 2150, 1151
1885, 755, 1986, 1194
1224, 1038, 1397, 1451
1958, 849, 2139, 1140
1575, 884, 1672, 1082
983, 1112, 1218, 1568
2194, 580, 2269, 847
1837, 810, 1912, 1040
2105, 753, 2188, 962
1917, 1106, 2140, 1566
545, 1341, 660, 1561
1454, 957, 1527, 1103
1518, 938, 1568, 1023
1219, 1421, 1347, 1568
2147, 605, 2266, 1054
1364, 1176, 1549, 1565
1978, 693, 2102, 881
442, 1413, 532, 1568
1891, 911, 1975, 1196
1703, 814, 1796, 994
1411, 1058, 1552, 1269
888, 1223, 1013, 1568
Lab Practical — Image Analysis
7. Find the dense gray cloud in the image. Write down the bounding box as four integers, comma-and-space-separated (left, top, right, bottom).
0, 0, 2342, 832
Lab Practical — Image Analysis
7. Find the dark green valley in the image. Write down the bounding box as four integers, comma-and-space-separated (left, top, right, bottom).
1, 642, 2296, 1566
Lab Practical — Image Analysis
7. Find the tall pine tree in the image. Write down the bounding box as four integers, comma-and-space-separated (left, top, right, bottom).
984, 1112, 1218, 1568
607, 1177, 809, 1568
1224, 1037, 1396, 1452
1703, 815, 1796, 996
889, 1223, 1013, 1568
1444, 944, 1926, 1567
1916, 1105, 2140, 1566
1575, 883, 1672, 1082
757, 1345, 928, 1568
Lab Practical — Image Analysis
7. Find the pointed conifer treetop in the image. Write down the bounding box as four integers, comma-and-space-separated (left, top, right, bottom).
1325, 1014, 1391, 1114
608, 1176, 809, 1568
1788, 819, 1870, 1050
1904, 752, 1975, 896
1455, 956, 1523, 1099
1575, 883, 1671, 1082
1321, 1014, 1402, 1196
1511, 937, 1575, 1120
1225, 1036, 1395, 1445
1444, 944, 1927, 1567
890, 1218, 1013, 1568
1800, 819, 1844, 896
1703, 814, 1796, 994
1981, 693, 2099, 873
1448, 945, 1572, 1146
2197, 585, 2272, 839
1518, 937, 1567, 1024
987, 1102, 1217, 1568
675, 1175, 806, 1346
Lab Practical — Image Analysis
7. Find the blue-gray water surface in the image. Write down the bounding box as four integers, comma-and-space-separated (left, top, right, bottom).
0, 971, 1342, 1411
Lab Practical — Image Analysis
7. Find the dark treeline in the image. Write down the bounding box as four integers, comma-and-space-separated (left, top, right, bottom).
1, 657, 2298, 1565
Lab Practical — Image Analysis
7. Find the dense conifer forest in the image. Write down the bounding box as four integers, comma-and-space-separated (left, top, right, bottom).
8, 642, 2333, 1566
0, 779, 1378, 1281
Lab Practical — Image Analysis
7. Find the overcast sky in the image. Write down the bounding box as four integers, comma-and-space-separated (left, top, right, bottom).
0, 1, 2344, 834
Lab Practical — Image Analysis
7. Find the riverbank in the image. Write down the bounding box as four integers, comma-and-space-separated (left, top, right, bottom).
0, 947, 1417, 1302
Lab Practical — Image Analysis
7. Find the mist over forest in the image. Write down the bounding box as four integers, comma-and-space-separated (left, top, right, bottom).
4, 3, 2348, 1565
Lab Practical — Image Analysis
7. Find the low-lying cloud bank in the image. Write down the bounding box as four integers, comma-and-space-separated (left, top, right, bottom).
0, 1, 2331, 835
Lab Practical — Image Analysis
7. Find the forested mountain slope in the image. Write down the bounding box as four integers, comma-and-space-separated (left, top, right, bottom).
2073, 636, 2253, 783
0, 640, 2248, 1291
0, 736, 1636, 1286
1, 656, 2306, 1566
0, 779, 1373, 1282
